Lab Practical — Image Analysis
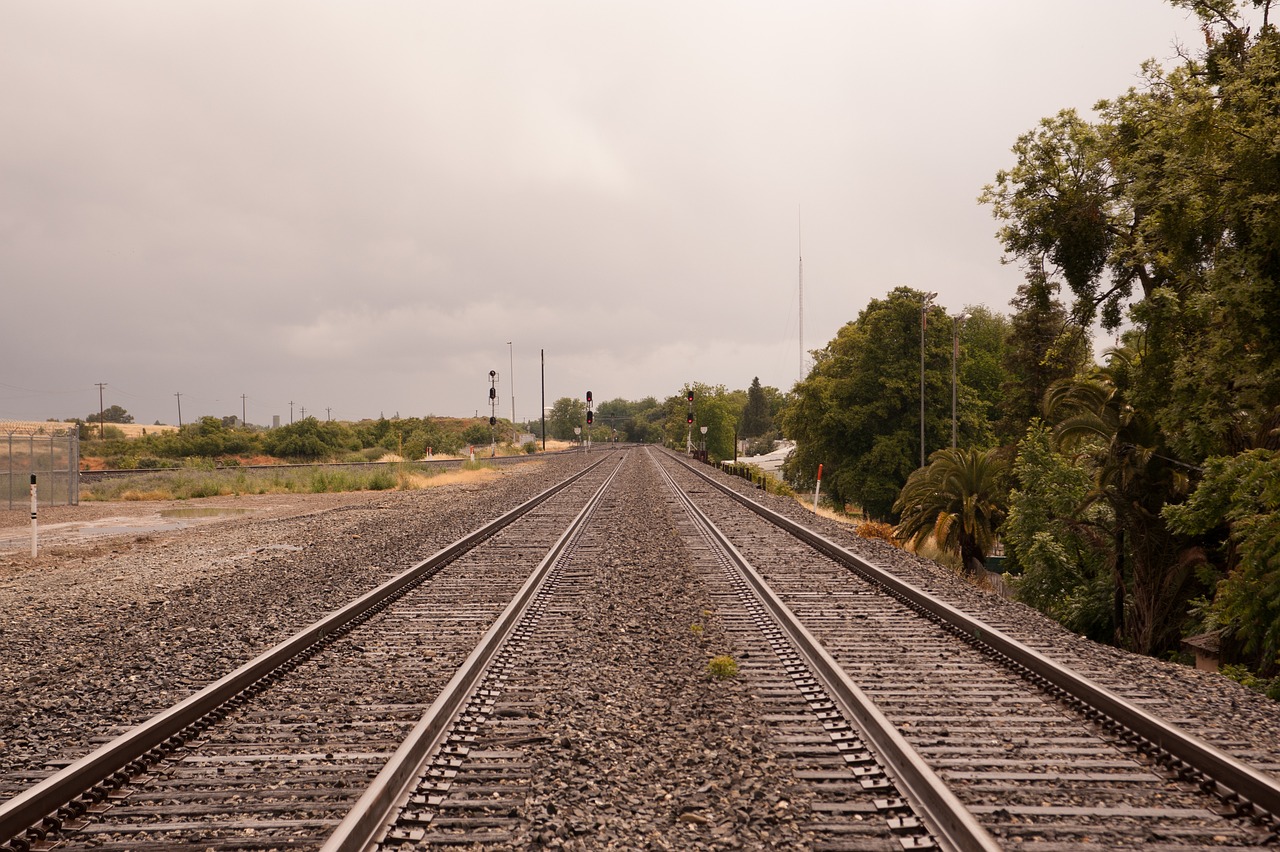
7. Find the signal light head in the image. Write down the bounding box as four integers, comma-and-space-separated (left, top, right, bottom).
586, 391, 593, 403
686, 391, 694, 402
686, 413, 694, 424
587, 411, 594, 424
489, 416, 496, 426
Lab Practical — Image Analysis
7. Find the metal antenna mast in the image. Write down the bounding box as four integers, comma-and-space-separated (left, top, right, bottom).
798, 208, 804, 381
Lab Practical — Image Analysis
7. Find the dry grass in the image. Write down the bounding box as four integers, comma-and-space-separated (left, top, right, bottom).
796, 497, 859, 527
401, 465, 508, 489
1, 420, 178, 438
119, 489, 174, 501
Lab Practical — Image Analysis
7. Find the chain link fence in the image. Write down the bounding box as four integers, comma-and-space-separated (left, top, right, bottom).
3, 426, 80, 508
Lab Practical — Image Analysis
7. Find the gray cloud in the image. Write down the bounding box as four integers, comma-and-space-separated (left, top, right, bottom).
2, 1, 1204, 425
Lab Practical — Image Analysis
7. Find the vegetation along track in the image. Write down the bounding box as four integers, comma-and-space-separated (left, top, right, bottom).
656, 448, 1280, 849
3, 446, 1279, 850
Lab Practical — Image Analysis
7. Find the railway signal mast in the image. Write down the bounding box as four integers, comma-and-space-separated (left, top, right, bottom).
685, 390, 695, 453
488, 370, 499, 457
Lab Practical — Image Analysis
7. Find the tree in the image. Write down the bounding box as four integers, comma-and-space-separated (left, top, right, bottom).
740, 377, 772, 438
982, 10, 1280, 461
1004, 421, 1116, 641
893, 447, 1008, 575
997, 271, 1091, 443
261, 417, 332, 460
782, 287, 961, 519
1164, 449, 1280, 678
1045, 351, 1198, 654
662, 383, 739, 461
547, 397, 587, 441
86, 405, 133, 424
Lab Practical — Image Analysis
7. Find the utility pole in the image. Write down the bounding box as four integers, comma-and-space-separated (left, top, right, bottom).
95, 382, 107, 439
241, 394, 247, 427
508, 341, 515, 426
326, 407, 332, 422
289, 401, 295, 424
175, 392, 183, 428
540, 348, 546, 451
951, 312, 968, 450
920, 292, 937, 468
300, 406, 307, 420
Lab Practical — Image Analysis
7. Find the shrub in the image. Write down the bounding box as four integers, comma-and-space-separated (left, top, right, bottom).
707, 655, 739, 680
856, 520, 899, 546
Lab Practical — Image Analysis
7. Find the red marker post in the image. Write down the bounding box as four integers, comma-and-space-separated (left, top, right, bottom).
812, 463, 823, 512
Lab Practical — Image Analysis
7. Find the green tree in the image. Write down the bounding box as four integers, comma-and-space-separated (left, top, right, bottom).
1164, 449, 1280, 677
893, 447, 1009, 575
86, 404, 133, 424
262, 417, 331, 460
1045, 352, 1197, 654
997, 271, 1091, 443
663, 383, 739, 460
781, 287, 958, 519
982, 9, 1280, 461
740, 377, 772, 438
547, 397, 587, 441
1004, 421, 1115, 641
954, 305, 1011, 447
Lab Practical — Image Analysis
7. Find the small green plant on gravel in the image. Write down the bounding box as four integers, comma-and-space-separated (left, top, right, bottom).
707, 655, 739, 680
690, 623, 704, 640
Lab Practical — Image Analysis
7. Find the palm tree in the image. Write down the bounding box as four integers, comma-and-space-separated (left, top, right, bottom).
894, 447, 1009, 576
1045, 350, 1194, 653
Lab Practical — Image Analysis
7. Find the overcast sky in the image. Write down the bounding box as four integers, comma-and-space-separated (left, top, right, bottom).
2, 2, 1207, 427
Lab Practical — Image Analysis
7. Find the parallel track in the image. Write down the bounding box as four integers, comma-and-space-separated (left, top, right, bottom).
0, 454, 617, 850
657, 448, 1280, 848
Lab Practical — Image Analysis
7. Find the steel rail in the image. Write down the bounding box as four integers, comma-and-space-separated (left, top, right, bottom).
320, 455, 626, 851
667, 449, 1280, 823
0, 453, 614, 847
652, 450, 1000, 852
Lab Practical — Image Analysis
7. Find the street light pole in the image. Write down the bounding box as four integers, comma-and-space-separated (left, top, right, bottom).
951, 311, 968, 450
507, 341, 515, 427
921, 292, 937, 468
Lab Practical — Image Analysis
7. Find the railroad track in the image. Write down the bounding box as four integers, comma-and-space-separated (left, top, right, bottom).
3, 446, 1278, 850
0, 453, 621, 851
654, 448, 1280, 849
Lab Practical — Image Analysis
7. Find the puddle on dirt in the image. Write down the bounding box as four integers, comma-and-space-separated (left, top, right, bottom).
159, 507, 252, 519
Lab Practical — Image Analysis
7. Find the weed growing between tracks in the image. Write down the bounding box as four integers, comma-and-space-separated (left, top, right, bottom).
84, 460, 507, 501
707, 654, 740, 680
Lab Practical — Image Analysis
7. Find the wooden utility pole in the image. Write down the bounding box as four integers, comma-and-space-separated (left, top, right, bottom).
95, 382, 106, 439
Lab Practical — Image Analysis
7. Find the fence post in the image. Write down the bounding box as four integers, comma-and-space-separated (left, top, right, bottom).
812, 463, 823, 511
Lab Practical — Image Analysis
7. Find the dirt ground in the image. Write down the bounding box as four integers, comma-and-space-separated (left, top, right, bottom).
0, 491, 380, 570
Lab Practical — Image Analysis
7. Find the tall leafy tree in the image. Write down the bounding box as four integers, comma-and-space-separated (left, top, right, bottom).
1045, 350, 1198, 654
740, 377, 772, 438
782, 287, 956, 519
547, 397, 587, 441
954, 305, 1012, 447
1164, 448, 1280, 678
663, 383, 739, 460
982, 6, 1280, 461
997, 271, 1091, 443
1004, 421, 1116, 641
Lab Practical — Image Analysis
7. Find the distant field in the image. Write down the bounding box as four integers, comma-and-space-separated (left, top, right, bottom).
0, 420, 178, 438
